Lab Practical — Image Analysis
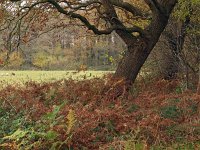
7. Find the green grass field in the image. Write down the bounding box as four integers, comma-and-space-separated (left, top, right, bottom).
0, 70, 113, 87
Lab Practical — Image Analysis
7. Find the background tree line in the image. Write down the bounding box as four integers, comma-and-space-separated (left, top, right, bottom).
0, 24, 125, 70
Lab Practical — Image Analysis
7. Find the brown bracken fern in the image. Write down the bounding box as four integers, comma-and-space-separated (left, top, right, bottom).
67, 109, 77, 135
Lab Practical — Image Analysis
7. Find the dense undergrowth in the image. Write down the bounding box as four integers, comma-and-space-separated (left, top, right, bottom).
0, 75, 199, 150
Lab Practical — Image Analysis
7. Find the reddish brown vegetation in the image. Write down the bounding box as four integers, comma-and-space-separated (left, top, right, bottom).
0, 77, 199, 149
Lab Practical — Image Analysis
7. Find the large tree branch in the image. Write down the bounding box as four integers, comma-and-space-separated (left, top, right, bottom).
8, 0, 145, 36
62, 0, 101, 11
109, 0, 145, 17
47, 0, 144, 35
144, 0, 162, 14
145, 0, 178, 15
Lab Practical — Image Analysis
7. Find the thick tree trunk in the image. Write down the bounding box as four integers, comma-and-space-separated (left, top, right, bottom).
114, 38, 149, 83
114, 13, 170, 84
162, 16, 191, 80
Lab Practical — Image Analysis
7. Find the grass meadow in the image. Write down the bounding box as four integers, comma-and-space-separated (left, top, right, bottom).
0, 71, 112, 87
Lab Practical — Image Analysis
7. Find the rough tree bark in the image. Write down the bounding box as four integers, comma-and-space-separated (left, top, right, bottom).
162, 16, 191, 80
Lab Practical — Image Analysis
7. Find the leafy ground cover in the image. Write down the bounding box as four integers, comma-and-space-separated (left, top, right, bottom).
0, 74, 199, 150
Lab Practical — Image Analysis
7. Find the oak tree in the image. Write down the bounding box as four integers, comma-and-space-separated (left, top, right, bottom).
3, 0, 178, 86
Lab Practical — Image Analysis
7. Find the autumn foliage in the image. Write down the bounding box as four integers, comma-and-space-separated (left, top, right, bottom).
0, 76, 200, 149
